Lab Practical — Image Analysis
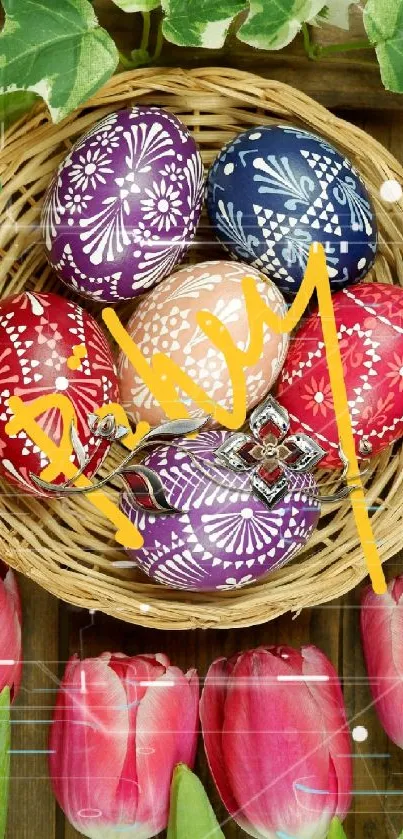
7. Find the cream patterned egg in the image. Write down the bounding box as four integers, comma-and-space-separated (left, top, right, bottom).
277, 283, 403, 467
206, 125, 377, 295
120, 430, 320, 591
42, 107, 204, 302
0, 291, 119, 494
118, 260, 289, 427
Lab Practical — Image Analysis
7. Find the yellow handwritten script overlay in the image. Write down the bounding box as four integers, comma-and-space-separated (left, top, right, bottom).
4, 243, 385, 593
5, 396, 148, 550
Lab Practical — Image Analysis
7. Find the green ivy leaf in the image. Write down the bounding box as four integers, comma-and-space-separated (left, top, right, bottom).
167, 765, 225, 839
161, 0, 247, 48
0, 688, 10, 839
317, 1, 359, 30
327, 817, 348, 839
112, 0, 161, 10
0, 0, 119, 122
0, 91, 39, 130
364, 0, 403, 92
238, 0, 327, 50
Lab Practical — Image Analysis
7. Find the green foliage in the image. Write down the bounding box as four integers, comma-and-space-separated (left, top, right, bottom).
113, 0, 160, 9
317, 0, 358, 30
364, 0, 403, 93
0, 0, 119, 122
238, 0, 325, 50
0, 688, 10, 839
0, 0, 400, 129
167, 765, 225, 839
161, 0, 247, 48
327, 817, 349, 839
0, 91, 38, 130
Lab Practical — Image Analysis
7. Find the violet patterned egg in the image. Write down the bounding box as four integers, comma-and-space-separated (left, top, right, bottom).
42, 107, 204, 302
0, 291, 119, 494
206, 125, 377, 295
120, 430, 320, 592
118, 260, 289, 428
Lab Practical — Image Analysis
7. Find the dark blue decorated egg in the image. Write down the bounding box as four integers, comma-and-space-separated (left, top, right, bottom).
206, 125, 378, 295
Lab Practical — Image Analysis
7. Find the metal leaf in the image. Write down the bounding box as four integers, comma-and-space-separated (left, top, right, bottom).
142, 416, 209, 444
70, 421, 88, 470
251, 466, 289, 509
121, 465, 180, 514
215, 433, 258, 472
249, 396, 289, 443
283, 433, 326, 473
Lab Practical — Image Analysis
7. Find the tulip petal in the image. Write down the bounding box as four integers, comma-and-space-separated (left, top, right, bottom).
135, 666, 199, 836
301, 646, 352, 819
49, 655, 135, 832
108, 653, 167, 823
220, 649, 335, 838
391, 576, 403, 604
0, 569, 22, 699
361, 580, 403, 748
200, 659, 248, 824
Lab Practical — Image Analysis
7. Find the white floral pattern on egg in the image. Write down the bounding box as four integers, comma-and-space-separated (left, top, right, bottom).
118, 260, 289, 427
42, 107, 204, 302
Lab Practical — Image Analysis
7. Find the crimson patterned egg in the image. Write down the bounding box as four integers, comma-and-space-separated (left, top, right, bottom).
276, 282, 403, 467
0, 291, 119, 494
120, 430, 320, 592
42, 107, 204, 302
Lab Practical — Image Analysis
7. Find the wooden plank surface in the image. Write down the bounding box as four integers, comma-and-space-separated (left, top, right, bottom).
5, 55, 403, 839
6, 577, 59, 839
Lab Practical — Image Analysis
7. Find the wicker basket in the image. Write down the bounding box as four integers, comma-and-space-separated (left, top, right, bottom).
1, 67, 403, 630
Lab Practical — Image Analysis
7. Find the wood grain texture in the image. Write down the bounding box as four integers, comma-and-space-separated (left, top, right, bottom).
6, 576, 59, 839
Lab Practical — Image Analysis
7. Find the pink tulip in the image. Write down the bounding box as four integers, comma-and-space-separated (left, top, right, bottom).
0, 562, 22, 700
49, 652, 199, 838
200, 646, 352, 839
361, 576, 403, 747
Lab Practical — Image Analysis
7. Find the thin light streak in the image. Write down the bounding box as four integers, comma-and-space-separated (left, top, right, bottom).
277, 675, 329, 683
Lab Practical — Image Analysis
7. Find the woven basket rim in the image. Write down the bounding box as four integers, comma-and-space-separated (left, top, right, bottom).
1, 66, 403, 630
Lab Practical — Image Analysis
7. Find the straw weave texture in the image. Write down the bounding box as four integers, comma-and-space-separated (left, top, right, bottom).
1, 67, 402, 629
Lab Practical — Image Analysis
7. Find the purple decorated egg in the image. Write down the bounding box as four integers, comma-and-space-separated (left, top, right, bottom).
120, 430, 320, 592
42, 107, 204, 302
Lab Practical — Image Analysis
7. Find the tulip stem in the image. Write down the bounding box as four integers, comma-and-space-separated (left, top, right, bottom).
0, 688, 10, 839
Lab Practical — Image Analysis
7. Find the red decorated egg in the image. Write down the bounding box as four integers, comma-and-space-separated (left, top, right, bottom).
276, 283, 403, 467
0, 291, 119, 494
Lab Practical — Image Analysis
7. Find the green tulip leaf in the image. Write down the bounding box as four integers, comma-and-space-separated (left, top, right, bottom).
112, 0, 161, 11
364, 0, 403, 93
0, 0, 119, 123
0, 688, 10, 839
237, 0, 326, 50
327, 817, 348, 839
167, 764, 225, 839
161, 0, 247, 48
